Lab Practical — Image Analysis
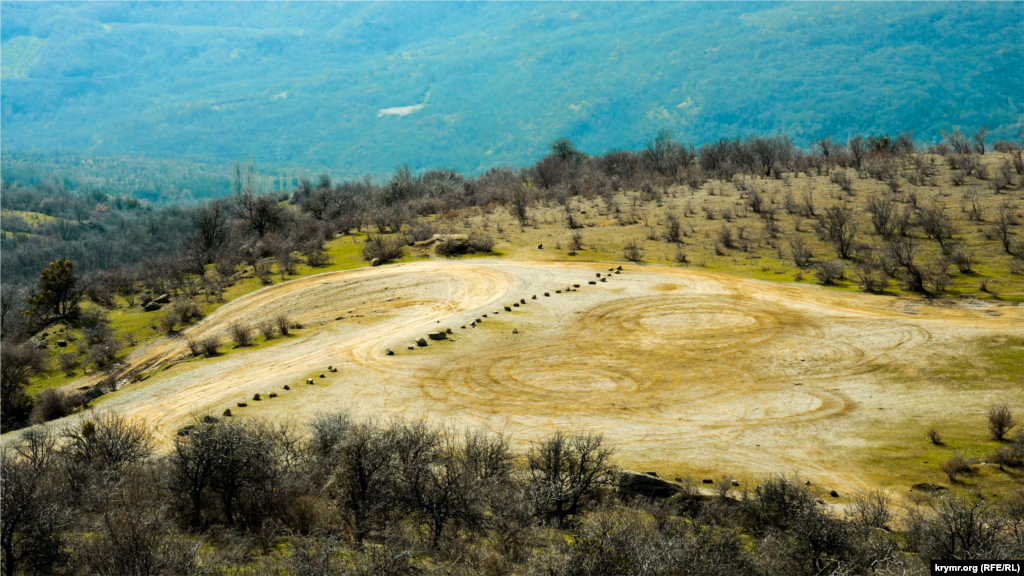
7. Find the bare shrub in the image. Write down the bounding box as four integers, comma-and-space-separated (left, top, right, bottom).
228, 322, 253, 347
159, 312, 179, 335
275, 314, 292, 336
362, 234, 405, 264
304, 247, 332, 267
58, 353, 79, 376
816, 204, 858, 258
256, 319, 278, 340
173, 299, 204, 325
948, 246, 975, 274
814, 260, 846, 285
407, 220, 437, 242
663, 213, 681, 243
830, 170, 853, 193
853, 258, 888, 293
717, 225, 735, 249
988, 404, 1018, 441
253, 259, 273, 284
86, 337, 123, 368
715, 475, 734, 499
568, 230, 584, 255
927, 428, 943, 446
849, 489, 892, 529
673, 247, 688, 264
789, 236, 813, 267
622, 238, 645, 262
939, 451, 973, 482
30, 388, 87, 424
198, 337, 220, 357
186, 337, 203, 357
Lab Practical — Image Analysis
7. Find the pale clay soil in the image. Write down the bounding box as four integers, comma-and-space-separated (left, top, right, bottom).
10, 260, 1024, 495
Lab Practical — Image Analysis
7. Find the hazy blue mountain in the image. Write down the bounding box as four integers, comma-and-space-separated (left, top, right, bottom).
2, 2, 1021, 180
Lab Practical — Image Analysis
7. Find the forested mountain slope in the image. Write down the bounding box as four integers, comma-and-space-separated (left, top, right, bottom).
2, 2, 1021, 178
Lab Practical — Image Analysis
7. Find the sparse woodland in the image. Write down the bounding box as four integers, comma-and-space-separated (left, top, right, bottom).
2, 128, 1024, 574
2, 410, 1023, 576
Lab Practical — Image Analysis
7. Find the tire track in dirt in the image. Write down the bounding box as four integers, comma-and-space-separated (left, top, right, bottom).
10, 260, 1021, 496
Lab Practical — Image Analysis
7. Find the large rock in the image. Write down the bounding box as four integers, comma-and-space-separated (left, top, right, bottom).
153, 293, 171, 304
416, 337, 428, 346
617, 471, 680, 499
370, 258, 381, 267
428, 332, 447, 341
144, 302, 161, 312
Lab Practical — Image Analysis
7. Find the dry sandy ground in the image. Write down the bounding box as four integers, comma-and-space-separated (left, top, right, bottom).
11, 260, 1024, 494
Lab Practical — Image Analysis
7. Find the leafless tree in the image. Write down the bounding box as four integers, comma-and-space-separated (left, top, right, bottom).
234, 190, 285, 239
866, 195, 897, 240
884, 238, 926, 292
973, 126, 989, 155
918, 204, 956, 250
59, 414, 154, 477
816, 204, 858, 258
992, 201, 1019, 254
0, 284, 27, 339
1, 342, 47, 432
849, 135, 867, 170
942, 126, 972, 155
527, 431, 614, 527
182, 200, 231, 274
1, 451, 71, 576
331, 421, 399, 546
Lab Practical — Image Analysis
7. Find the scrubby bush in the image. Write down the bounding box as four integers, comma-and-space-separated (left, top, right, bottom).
361, 234, 405, 264
988, 404, 1018, 441
30, 388, 87, 424
272, 313, 292, 336
813, 260, 845, 285
256, 319, 277, 340
621, 237, 645, 262
228, 322, 252, 347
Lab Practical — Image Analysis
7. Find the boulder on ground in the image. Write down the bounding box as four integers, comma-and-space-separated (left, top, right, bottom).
57, 339, 67, 347
505, 306, 512, 312
154, 293, 171, 304
830, 490, 839, 498
387, 349, 395, 355
371, 258, 381, 266
428, 332, 447, 340
203, 415, 218, 424
223, 409, 233, 417
237, 402, 248, 407
416, 337, 428, 346
253, 394, 261, 401
144, 302, 161, 312
618, 471, 680, 499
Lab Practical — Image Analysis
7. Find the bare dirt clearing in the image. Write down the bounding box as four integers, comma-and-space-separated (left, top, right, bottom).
23, 260, 1024, 494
